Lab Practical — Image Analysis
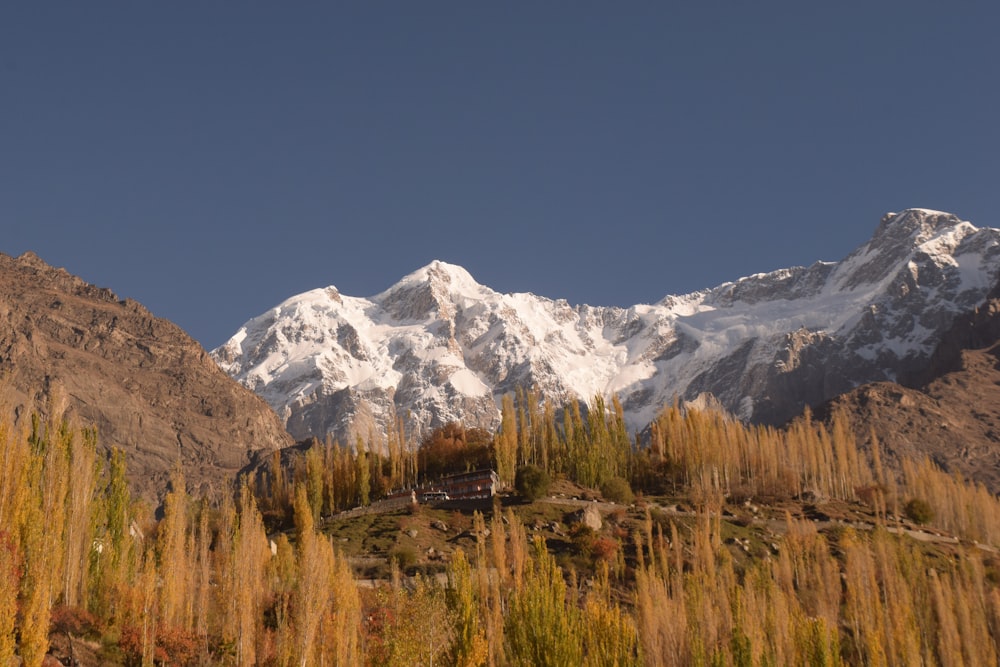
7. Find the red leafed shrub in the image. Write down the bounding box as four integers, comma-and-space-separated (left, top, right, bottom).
50, 605, 100, 637
591, 536, 620, 563
119, 623, 201, 666
118, 624, 152, 666
362, 590, 396, 666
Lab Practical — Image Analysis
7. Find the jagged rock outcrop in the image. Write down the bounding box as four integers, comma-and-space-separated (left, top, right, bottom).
0, 251, 293, 498
213, 209, 1000, 445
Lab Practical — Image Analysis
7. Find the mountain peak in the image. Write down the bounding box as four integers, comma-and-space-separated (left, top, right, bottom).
16, 250, 46, 266
373, 260, 490, 321
875, 208, 969, 241
831, 209, 979, 291
395, 260, 481, 292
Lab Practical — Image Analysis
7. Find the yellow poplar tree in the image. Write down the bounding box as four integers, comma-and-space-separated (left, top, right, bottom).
157, 466, 191, 631
356, 437, 370, 506
316, 547, 363, 667
496, 394, 518, 487
231, 483, 270, 666
291, 485, 333, 666
61, 426, 99, 608
0, 530, 17, 667
506, 537, 582, 667
448, 548, 488, 667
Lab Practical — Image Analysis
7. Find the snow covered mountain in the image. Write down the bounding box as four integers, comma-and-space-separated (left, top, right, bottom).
212, 209, 1000, 444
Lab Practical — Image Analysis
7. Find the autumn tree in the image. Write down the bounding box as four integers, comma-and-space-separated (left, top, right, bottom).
61, 426, 100, 609
316, 545, 363, 667
291, 484, 334, 666
89, 447, 138, 626
418, 422, 492, 480
495, 394, 518, 487
368, 571, 455, 667
0, 419, 25, 665
447, 548, 488, 667
229, 483, 270, 666
18, 415, 72, 667
581, 563, 641, 666
356, 437, 371, 507
157, 466, 192, 631
304, 444, 326, 522
506, 537, 582, 666
0, 528, 17, 666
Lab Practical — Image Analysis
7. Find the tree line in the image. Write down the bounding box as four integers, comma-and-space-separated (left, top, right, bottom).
1, 393, 1000, 664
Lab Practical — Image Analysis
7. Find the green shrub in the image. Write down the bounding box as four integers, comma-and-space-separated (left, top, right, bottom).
600, 477, 634, 504
514, 465, 551, 502
389, 545, 418, 572
904, 498, 934, 525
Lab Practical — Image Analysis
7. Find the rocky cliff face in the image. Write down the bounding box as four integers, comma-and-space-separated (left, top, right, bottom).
0, 252, 293, 497
213, 209, 1000, 445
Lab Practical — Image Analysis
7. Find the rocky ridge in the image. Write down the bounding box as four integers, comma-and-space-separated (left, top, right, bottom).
812, 281, 1000, 493
213, 209, 1000, 445
0, 251, 293, 497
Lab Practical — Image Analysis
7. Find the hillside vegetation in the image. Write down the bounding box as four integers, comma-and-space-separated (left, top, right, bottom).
2, 395, 1000, 666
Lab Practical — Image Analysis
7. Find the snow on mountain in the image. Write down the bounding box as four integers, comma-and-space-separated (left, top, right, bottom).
212, 209, 1000, 444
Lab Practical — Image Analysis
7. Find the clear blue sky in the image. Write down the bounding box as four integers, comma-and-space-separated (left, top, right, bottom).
3, 3, 998, 348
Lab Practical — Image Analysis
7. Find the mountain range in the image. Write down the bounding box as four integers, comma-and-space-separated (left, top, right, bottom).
212, 208, 1000, 447
3, 207, 1000, 497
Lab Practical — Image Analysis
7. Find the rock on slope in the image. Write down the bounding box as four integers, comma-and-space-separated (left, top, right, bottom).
213, 209, 1000, 444
0, 252, 293, 498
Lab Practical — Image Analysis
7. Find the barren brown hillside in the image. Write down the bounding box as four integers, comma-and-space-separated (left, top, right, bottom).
0, 251, 292, 498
